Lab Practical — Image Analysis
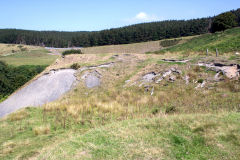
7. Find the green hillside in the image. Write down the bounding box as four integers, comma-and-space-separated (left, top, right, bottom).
155, 27, 240, 54
0, 28, 240, 160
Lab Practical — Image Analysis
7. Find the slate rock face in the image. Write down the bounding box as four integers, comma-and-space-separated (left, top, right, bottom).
81, 70, 101, 88
0, 69, 77, 118
85, 75, 100, 88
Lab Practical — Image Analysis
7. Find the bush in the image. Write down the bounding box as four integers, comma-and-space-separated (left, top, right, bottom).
62, 49, 82, 56
197, 79, 204, 83
70, 63, 81, 70
165, 105, 176, 114
151, 107, 159, 115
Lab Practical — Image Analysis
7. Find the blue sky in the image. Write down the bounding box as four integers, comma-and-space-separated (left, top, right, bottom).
0, 0, 239, 31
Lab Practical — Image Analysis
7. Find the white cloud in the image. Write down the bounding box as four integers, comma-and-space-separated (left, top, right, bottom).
126, 12, 160, 24
136, 12, 148, 20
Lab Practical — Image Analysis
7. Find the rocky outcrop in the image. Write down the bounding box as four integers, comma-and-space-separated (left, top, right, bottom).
81, 70, 101, 88
198, 63, 240, 79
140, 67, 182, 84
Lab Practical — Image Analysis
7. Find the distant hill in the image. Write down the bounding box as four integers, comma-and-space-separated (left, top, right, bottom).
0, 8, 239, 48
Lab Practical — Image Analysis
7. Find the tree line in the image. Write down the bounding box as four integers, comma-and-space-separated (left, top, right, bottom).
0, 8, 239, 48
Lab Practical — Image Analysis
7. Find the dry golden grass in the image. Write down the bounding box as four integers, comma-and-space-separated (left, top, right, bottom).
33, 125, 50, 136
81, 35, 196, 55
82, 40, 162, 54
47, 53, 114, 70
1, 48, 240, 159
8, 109, 29, 121
0, 43, 41, 56
42, 52, 240, 128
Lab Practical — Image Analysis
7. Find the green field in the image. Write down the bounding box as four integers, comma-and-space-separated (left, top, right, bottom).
154, 27, 240, 54
0, 49, 58, 66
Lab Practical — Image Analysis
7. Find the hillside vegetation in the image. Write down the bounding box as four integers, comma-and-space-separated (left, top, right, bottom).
0, 26, 240, 159
0, 8, 239, 48
0, 44, 239, 159
155, 27, 240, 55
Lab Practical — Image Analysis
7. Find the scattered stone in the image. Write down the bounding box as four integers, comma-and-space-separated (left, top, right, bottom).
168, 75, 176, 82
201, 81, 206, 88
161, 59, 189, 63
195, 80, 206, 89
156, 77, 163, 83
162, 70, 172, 78
144, 85, 151, 92
214, 72, 224, 82
79, 62, 115, 72
98, 62, 115, 68
142, 72, 156, 82
198, 62, 240, 79
171, 68, 182, 74
112, 55, 119, 58
184, 75, 190, 85
125, 80, 131, 84
144, 85, 155, 95
151, 86, 154, 96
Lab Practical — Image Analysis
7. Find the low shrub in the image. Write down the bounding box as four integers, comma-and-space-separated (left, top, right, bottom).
70, 63, 81, 70
62, 49, 82, 56
197, 79, 204, 83
151, 107, 159, 115
165, 105, 176, 114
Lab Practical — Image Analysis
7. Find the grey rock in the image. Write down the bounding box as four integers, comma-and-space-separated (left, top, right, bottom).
82, 70, 101, 88
169, 75, 176, 82
142, 72, 156, 82
184, 75, 190, 85
0, 69, 77, 118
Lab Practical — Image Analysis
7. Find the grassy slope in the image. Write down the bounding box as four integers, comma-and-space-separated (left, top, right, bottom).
0, 49, 58, 66
0, 29, 240, 159
1, 108, 239, 160
0, 44, 40, 56
38, 112, 240, 160
155, 27, 240, 54
81, 36, 194, 54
